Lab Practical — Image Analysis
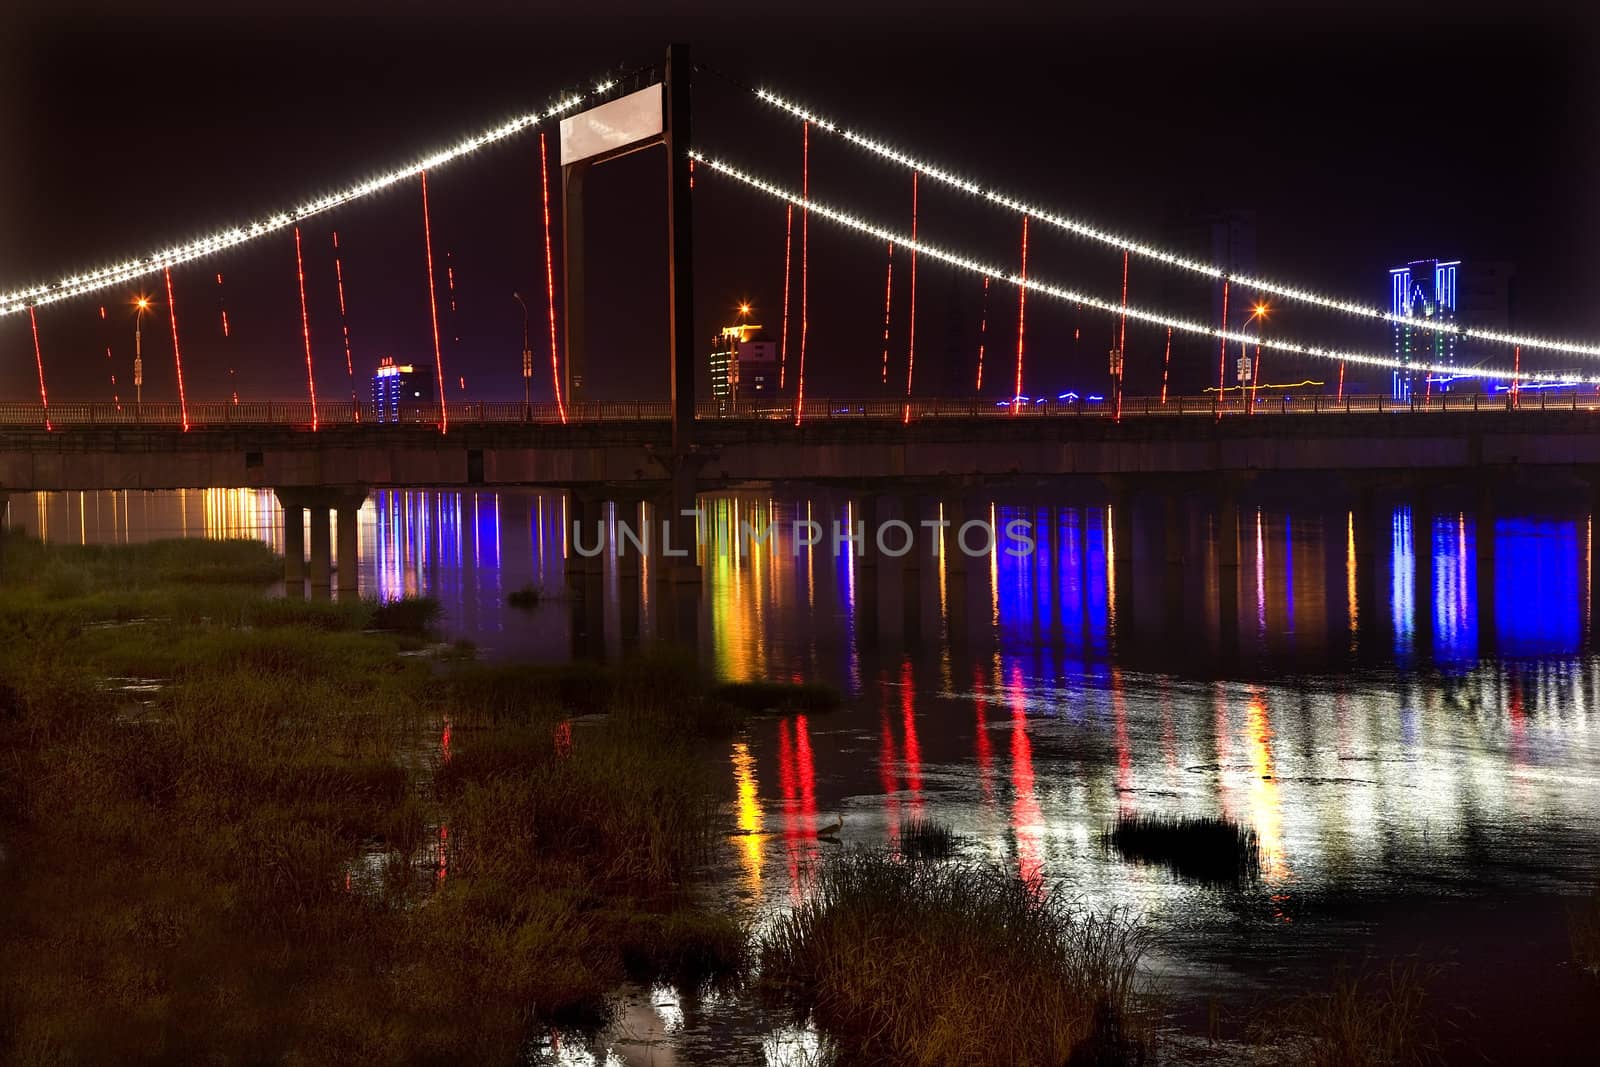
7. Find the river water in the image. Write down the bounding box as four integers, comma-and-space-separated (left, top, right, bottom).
14, 486, 1600, 1063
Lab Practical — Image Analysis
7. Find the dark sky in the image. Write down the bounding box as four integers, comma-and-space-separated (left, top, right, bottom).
3, 1, 1597, 406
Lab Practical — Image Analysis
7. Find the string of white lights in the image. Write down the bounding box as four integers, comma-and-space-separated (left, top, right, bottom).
752, 87, 1600, 361
692, 151, 1591, 388
0, 81, 619, 317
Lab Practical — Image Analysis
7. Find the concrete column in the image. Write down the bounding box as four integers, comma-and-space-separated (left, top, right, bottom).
335, 493, 365, 596
1163, 490, 1186, 567
899, 494, 921, 571
943, 495, 969, 576
308, 507, 332, 598
567, 492, 594, 582
281, 503, 306, 586
617, 499, 642, 643
659, 467, 702, 585
856, 495, 881, 570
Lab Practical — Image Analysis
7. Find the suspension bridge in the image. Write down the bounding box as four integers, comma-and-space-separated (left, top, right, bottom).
8, 44, 1600, 591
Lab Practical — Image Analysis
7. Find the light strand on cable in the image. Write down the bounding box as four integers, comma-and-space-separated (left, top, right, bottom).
0, 81, 617, 317
750, 87, 1600, 361
690, 152, 1588, 387
27, 307, 52, 431
420, 169, 448, 434
904, 173, 918, 423
293, 227, 320, 430
538, 131, 567, 424
163, 267, 190, 431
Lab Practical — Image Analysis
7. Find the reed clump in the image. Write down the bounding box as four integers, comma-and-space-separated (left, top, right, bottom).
1104, 813, 1261, 884
758, 851, 1153, 1065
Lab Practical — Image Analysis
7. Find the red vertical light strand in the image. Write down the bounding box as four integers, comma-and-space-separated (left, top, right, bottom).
1337, 361, 1346, 402
331, 230, 359, 418
879, 242, 895, 386
1159, 326, 1172, 405
538, 132, 567, 423
779, 203, 793, 390
794, 121, 810, 426
1512, 345, 1521, 409
293, 227, 320, 430
1115, 250, 1128, 423
1214, 279, 1230, 418
1013, 215, 1030, 413
26, 307, 51, 431
163, 268, 190, 432
100, 305, 120, 409
216, 273, 230, 338
216, 273, 236, 405
976, 275, 990, 391
420, 169, 448, 433
904, 173, 919, 424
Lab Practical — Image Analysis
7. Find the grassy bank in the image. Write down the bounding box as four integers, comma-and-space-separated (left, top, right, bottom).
757, 850, 1154, 1065
0, 533, 747, 1064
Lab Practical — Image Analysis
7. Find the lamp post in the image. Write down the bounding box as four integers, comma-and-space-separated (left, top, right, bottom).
512, 291, 533, 417
133, 296, 150, 407
1235, 302, 1267, 413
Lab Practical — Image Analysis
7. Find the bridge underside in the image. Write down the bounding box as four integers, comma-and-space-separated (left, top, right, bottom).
3, 412, 1600, 494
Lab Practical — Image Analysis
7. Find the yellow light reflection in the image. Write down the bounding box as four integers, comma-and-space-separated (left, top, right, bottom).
731, 741, 764, 894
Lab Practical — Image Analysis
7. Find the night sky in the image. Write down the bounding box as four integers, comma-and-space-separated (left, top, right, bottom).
4, 2, 1597, 406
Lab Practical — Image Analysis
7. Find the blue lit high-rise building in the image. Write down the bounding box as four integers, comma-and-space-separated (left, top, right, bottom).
1389, 259, 1460, 400
371, 358, 437, 423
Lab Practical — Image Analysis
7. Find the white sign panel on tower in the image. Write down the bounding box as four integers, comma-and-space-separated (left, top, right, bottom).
559, 84, 664, 166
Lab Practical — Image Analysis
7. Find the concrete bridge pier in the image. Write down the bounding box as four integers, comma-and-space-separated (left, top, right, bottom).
335, 491, 366, 596
941, 494, 969, 638
615, 497, 644, 643
308, 508, 332, 598
281, 500, 306, 590
276, 488, 367, 600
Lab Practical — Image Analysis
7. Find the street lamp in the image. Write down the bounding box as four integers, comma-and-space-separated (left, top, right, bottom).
133, 296, 151, 406
512, 291, 533, 416
1235, 302, 1268, 412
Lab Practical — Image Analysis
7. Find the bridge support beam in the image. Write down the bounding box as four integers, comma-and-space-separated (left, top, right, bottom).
308, 507, 332, 598
276, 487, 368, 599
336, 495, 364, 596
280, 501, 306, 589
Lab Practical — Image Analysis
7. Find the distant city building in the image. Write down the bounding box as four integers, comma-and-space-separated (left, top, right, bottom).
708, 320, 780, 413
1389, 259, 1459, 400
372, 357, 437, 422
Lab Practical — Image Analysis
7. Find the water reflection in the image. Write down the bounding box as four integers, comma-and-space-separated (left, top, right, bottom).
16, 485, 1600, 1060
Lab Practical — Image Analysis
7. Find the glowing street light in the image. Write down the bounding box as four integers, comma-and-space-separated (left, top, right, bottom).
133, 295, 151, 405
737, 301, 753, 318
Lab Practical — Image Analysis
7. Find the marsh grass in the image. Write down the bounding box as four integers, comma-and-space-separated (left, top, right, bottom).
897, 816, 958, 860
0, 535, 747, 1064
367, 595, 442, 634
1252, 960, 1444, 1067
1104, 814, 1261, 884
758, 851, 1153, 1066
506, 584, 544, 609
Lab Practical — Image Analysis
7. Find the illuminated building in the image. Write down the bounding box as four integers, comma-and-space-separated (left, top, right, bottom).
708, 320, 780, 414
1389, 259, 1459, 400
371, 357, 437, 423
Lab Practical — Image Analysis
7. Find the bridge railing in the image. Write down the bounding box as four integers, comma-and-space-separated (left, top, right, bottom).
0, 391, 1590, 428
